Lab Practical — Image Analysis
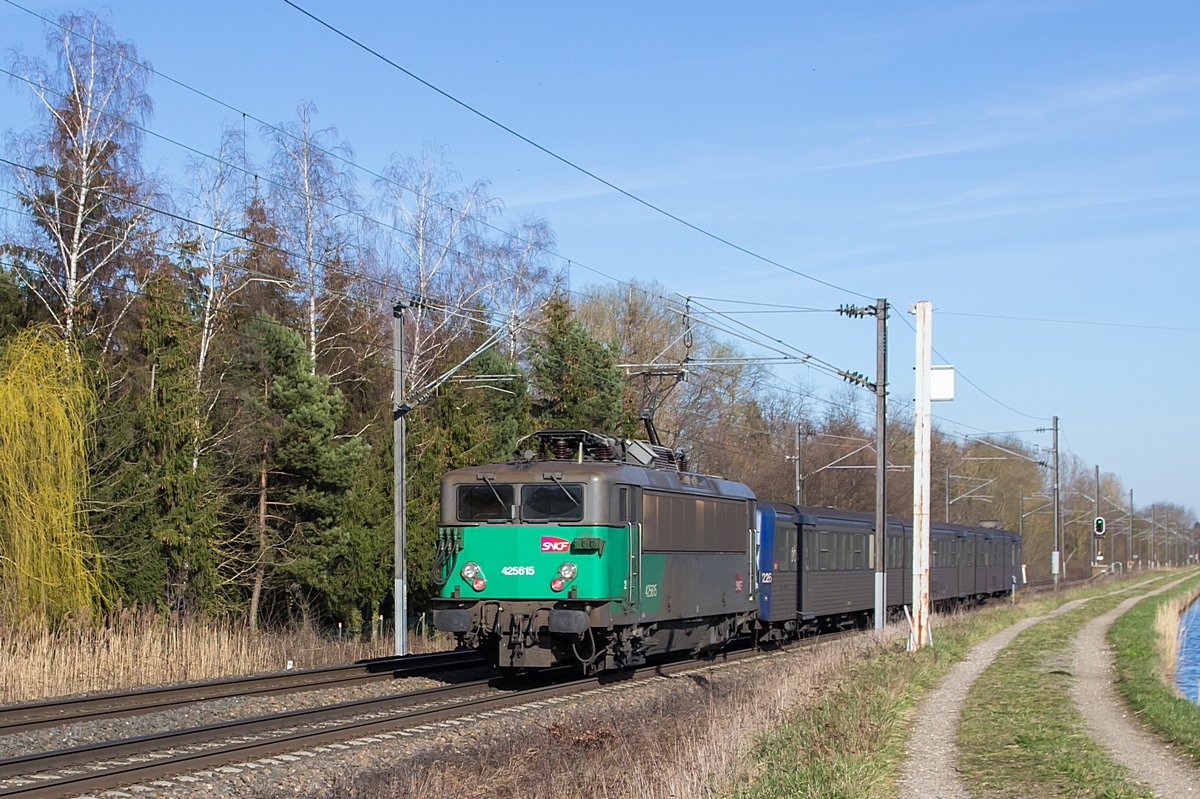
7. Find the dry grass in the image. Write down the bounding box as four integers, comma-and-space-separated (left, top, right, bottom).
0, 608, 453, 705
1154, 584, 1200, 681
252, 632, 890, 799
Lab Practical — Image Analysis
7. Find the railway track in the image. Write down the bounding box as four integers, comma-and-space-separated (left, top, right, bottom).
0, 579, 1124, 799
0, 635, 847, 799
0, 648, 484, 735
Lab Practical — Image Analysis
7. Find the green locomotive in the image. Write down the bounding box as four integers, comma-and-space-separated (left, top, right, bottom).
430, 429, 758, 672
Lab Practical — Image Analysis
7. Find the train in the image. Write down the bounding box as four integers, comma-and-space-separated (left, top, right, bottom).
430, 428, 1022, 672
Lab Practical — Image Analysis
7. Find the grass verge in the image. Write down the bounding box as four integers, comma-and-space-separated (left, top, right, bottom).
732, 574, 1163, 799
957, 583, 1173, 799
1107, 571, 1200, 763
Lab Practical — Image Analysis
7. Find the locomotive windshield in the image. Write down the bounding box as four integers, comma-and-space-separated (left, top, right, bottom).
457, 484, 514, 521
521, 483, 584, 522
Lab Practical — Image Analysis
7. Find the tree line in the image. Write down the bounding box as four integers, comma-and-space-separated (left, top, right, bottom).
0, 11, 1192, 632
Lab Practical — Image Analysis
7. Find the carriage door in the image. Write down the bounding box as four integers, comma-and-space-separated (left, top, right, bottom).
620, 486, 642, 610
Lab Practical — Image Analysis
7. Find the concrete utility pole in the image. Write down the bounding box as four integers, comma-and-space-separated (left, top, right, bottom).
945, 467, 951, 523
1052, 416, 1061, 589
1151, 506, 1156, 567
911, 301, 933, 649
1093, 465, 1101, 568
1128, 489, 1134, 570
873, 298, 888, 632
794, 422, 802, 506
393, 301, 411, 656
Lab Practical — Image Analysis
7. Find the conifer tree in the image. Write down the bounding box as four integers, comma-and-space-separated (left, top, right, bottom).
527, 292, 624, 434
230, 313, 368, 631
93, 269, 220, 612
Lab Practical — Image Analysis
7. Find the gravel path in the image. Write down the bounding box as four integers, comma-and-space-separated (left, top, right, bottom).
899, 580, 1158, 799
1072, 574, 1199, 798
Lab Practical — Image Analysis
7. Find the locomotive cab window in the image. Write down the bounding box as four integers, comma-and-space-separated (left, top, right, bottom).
522, 483, 584, 522
457, 484, 514, 522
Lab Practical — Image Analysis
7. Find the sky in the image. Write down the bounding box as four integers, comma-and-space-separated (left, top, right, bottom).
1, 0, 1197, 509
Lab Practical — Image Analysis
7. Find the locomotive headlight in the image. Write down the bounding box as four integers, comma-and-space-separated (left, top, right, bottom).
461, 562, 482, 581
558, 562, 578, 581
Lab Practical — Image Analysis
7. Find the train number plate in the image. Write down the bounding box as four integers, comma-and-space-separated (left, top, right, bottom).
501, 566, 535, 576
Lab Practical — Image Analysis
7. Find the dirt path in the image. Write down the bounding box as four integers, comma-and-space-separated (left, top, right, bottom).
1072, 575, 1199, 799
899, 580, 1159, 799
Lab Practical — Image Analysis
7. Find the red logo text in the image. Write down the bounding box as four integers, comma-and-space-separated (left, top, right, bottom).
540, 536, 571, 553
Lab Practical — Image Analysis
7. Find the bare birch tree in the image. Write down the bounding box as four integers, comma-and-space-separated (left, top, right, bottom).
264, 102, 357, 374
179, 127, 249, 470
476, 216, 557, 358
373, 145, 498, 388
3, 11, 153, 354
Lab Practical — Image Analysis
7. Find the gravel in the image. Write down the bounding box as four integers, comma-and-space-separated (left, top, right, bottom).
0, 666, 491, 760
44, 636, 880, 799
1072, 574, 1200, 798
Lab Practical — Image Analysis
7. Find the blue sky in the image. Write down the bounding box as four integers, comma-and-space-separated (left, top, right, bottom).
1, 0, 1197, 508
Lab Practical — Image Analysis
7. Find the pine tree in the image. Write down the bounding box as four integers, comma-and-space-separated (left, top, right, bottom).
229, 313, 368, 630
527, 292, 625, 434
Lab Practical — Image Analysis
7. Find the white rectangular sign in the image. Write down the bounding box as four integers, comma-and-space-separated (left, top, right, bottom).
931, 365, 955, 402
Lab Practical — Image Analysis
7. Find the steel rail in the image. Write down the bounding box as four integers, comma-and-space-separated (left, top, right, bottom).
0, 636, 843, 799
0, 648, 483, 734
0, 676, 502, 780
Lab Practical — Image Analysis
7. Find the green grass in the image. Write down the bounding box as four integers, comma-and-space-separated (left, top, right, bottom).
1107, 572, 1200, 764
730, 574, 1164, 799
958, 591, 1154, 798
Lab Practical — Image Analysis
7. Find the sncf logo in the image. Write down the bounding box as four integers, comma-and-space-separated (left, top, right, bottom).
540, 536, 571, 553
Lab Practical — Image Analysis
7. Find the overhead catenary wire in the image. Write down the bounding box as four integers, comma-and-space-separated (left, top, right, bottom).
0, 0, 681, 307
279, 0, 875, 302
939, 310, 1200, 334
0, 9, 837, 362
0, 9, 1078, 470
0, 162, 870, 412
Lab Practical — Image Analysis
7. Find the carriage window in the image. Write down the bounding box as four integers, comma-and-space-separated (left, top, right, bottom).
853, 535, 864, 570
804, 531, 812, 572
457, 484, 514, 522
950, 540, 958, 568
819, 532, 830, 571
618, 488, 628, 522
777, 526, 796, 573
522, 483, 584, 522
